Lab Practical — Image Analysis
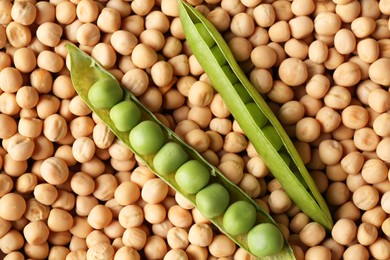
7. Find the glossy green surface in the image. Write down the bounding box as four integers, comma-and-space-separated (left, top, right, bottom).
129, 120, 165, 155
196, 183, 230, 219
223, 201, 257, 236
211, 45, 227, 66
175, 160, 210, 194
247, 223, 285, 257
153, 142, 189, 175
262, 125, 283, 151
88, 78, 123, 109
245, 102, 268, 128
195, 23, 214, 48
110, 100, 141, 132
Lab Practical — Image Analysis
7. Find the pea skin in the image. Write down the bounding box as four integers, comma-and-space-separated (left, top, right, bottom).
88, 78, 123, 109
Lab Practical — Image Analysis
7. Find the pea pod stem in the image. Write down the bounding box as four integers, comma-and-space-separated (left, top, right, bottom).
178, 0, 333, 230
66, 44, 295, 259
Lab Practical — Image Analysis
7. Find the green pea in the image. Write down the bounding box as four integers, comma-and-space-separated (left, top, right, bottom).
246, 102, 268, 128
175, 160, 209, 194
221, 65, 238, 84
223, 201, 256, 236
110, 100, 141, 132
279, 152, 291, 166
293, 170, 308, 189
88, 78, 123, 109
195, 23, 214, 48
247, 223, 284, 257
233, 83, 252, 104
211, 45, 227, 66
129, 120, 165, 155
153, 142, 189, 175
196, 183, 229, 218
262, 125, 283, 151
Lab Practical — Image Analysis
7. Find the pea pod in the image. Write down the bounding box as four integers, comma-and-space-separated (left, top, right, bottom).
178, 0, 333, 230
66, 44, 294, 259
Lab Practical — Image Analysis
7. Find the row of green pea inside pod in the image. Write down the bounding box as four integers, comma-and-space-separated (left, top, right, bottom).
87, 76, 285, 257
196, 22, 286, 153
196, 20, 308, 196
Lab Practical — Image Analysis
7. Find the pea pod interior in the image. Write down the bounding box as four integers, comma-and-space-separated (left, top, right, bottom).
66, 44, 295, 259
177, 0, 333, 230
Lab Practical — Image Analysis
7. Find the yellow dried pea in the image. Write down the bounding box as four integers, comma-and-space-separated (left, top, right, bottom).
0, 1, 388, 258
0, 67, 23, 93
332, 218, 357, 245
0, 229, 25, 254
76, 23, 101, 46
97, 7, 121, 34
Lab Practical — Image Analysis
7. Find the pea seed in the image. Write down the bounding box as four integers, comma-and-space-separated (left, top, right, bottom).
245, 102, 268, 128
221, 65, 239, 84
211, 45, 227, 66
153, 142, 189, 175
223, 201, 256, 236
175, 160, 210, 194
129, 120, 165, 155
279, 152, 291, 166
233, 83, 252, 104
109, 100, 141, 132
247, 223, 284, 257
196, 183, 229, 219
262, 125, 283, 151
195, 23, 214, 48
88, 78, 123, 109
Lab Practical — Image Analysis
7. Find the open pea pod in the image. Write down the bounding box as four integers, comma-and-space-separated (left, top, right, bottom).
66, 44, 294, 259
178, 0, 333, 230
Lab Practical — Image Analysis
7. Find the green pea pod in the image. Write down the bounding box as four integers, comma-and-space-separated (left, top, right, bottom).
66, 44, 295, 259
178, 0, 333, 230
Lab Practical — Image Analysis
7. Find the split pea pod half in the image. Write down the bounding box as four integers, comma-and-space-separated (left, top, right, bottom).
66, 44, 294, 259
178, 0, 333, 230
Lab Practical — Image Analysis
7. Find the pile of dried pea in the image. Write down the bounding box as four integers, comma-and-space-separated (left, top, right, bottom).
68, 42, 289, 258
0, 0, 390, 259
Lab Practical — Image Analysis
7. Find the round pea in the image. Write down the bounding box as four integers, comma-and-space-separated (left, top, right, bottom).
195, 23, 214, 48
153, 142, 189, 175
279, 152, 291, 166
223, 201, 256, 236
222, 65, 239, 84
129, 120, 165, 155
233, 83, 252, 104
175, 160, 210, 194
110, 100, 141, 132
88, 78, 123, 109
262, 125, 283, 151
246, 102, 268, 128
211, 45, 227, 66
247, 223, 284, 257
195, 183, 229, 218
